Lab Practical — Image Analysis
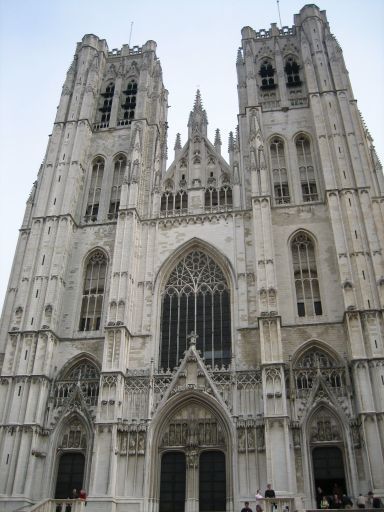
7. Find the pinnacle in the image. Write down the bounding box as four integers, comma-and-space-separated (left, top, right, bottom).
174, 133, 182, 151
193, 89, 203, 111
188, 89, 208, 134
228, 131, 234, 152
214, 129, 222, 146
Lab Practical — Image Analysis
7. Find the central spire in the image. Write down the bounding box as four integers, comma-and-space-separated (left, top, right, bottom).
188, 89, 208, 138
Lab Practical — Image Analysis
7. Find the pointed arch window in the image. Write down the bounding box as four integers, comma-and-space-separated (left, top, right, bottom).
270, 138, 290, 204
259, 59, 276, 90
160, 250, 231, 370
119, 79, 137, 126
85, 157, 104, 222
291, 233, 322, 317
285, 57, 302, 87
108, 154, 126, 219
79, 251, 107, 331
296, 136, 318, 202
294, 349, 345, 399
54, 360, 100, 407
99, 82, 115, 125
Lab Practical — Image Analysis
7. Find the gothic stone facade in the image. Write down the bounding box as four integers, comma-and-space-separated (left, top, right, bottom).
0, 4, 383, 512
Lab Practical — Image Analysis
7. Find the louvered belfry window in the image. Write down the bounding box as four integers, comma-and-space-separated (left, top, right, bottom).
160, 251, 231, 370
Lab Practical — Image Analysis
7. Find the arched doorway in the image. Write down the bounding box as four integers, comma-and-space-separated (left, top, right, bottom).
55, 452, 85, 499
199, 450, 226, 512
159, 452, 186, 512
152, 397, 232, 511
312, 446, 346, 496
53, 416, 89, 499
308, 407, 348, 499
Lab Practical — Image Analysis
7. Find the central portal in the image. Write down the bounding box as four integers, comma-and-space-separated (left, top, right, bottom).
159, 450, 226, 512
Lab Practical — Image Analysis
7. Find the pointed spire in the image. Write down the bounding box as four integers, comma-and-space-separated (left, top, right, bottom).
228, 131, 234, 152
174, 133, 182, 151
214, 129, 222, 155
214, 129, 221, 146
194, 89, 203, 111
188, 89, 208, 137
174, 132, 182, 159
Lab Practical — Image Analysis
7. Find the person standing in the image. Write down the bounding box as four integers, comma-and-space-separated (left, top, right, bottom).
79, 489, 87, 508
241, 501, 253, 512
265, 484, 276, 511
320, 496, 330, 509
316, 487, 324, 509
265, 484, 275, 499
357, 494, 366, 508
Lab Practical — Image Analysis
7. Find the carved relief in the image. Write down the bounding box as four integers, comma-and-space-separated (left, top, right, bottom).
160, 404, 225, 449
59, 418, 87, 449
117, 423, 147, 455
309, 408, 342, 443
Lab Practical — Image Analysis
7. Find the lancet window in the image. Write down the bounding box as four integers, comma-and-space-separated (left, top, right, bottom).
160, 190, 188, 216
160, 250, 231, 370
119, 79, 137, 126
285, 57, 301, 87
85, 157, 104, 222
259, 59, 276, 89
99, 82, 115, 125
296, 136, 318, 202
54, 360, 100, 407
291, 233, 322, 317
108, 154, 126, 219
204, 186, 232, 211
270, 138, 290, 204
79, 251, 107, 331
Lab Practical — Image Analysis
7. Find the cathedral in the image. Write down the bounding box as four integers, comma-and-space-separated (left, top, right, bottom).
0, 4, 383, 512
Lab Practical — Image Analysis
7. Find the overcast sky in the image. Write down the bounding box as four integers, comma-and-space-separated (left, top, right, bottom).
0, 0, 383, 309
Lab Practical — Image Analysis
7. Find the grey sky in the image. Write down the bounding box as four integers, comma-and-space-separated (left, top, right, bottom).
0, 0, 383, 308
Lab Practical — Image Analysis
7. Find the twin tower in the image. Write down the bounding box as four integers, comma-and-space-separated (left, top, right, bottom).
0, 5, 383, 512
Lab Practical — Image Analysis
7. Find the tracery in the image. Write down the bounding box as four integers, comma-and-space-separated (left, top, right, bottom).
160, 251, 231, 370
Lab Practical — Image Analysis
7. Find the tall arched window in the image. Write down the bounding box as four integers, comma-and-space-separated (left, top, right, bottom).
85, 157, 104, 222
108, 154, 126, 219
79, 251, 107, 331
99, 82, 115, 125
160, 250, 231, 370
296, 136, 318, 202
291, 233, 322, 317
259, 59, 276, 89
270, 138, 290, 204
